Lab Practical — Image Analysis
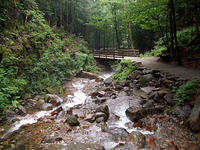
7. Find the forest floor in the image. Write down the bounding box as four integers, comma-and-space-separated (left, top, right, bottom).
125, 57, 200, 80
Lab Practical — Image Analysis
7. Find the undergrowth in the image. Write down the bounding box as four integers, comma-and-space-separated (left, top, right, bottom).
112, 59, 135, 81
175, 80, 200, 105
0, 4, 97, 114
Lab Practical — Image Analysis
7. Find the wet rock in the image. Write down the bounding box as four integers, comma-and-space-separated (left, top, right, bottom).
66, 115, 80, 126
112, 143, 134, 150
45, 94, 63, 106
127, 131, 146, 149
76, 71, 98, 79
141, 87, 155, 95
140, 99, 147, 105
85, 113, 96, 123
164, 93, 175, 106
41, 103, 53, 111
94, 97, 107, 104
17, 105, 27, 115
189, 96, 200, 132
158, 90, 168, 98
95, 112, 107, 122
51, 107, 63, 116
104, 78, 113, 85
139, 74, 155, 86
96, 104, 109, 117
96, 117, 105, 123
143, 100, 154, 108
91, 91, 106, 98
126, 106, 164, 122
171, 105, 192, 120
115, 85, 123, 91
106, 127, 129, 139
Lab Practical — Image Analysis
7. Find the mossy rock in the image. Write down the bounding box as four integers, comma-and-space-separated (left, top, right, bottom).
66, 115, 80, 126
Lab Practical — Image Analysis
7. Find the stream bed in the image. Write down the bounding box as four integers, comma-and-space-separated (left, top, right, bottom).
0, 72, 199, 150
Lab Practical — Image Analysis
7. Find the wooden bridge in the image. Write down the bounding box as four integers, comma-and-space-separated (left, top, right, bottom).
93, 48, 140, 59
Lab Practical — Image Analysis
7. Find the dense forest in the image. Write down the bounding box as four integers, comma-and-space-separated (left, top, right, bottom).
0, 0, 200, 114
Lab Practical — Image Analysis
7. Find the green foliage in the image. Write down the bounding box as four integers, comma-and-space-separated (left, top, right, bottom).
140, 37, 167, 57
112, 59, 135, 81
0, 3, 96, 114
175, 80, 200, 105
177, 28, 196, 46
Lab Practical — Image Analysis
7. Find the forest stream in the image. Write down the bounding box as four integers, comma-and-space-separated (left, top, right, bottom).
0, 70, 199, 150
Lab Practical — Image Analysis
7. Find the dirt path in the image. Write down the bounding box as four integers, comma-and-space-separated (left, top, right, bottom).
125, 57, 200, 80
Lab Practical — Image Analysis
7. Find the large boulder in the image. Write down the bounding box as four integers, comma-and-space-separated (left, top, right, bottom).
139, 74, 155, 86
76, 71, 98, 79
189, 96, 200, 132
45, 94, 63, 106
126, 106, 164, 122
127, 131, 146, 149
171, 105, 192, 121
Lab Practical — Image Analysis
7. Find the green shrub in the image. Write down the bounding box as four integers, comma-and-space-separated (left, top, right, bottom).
177, 28, 195, 46
175, 80, 200, 105
112, 59, 135, 81
140, 37, 167, 57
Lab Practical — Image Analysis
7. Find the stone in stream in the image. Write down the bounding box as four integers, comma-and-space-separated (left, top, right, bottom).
189, 96, 200, 132
96, 104, 109, 121
126, 106, 164, 122
65, 115, 80, 126
139, 74, 155, 86
127, 131, 146, 149
76, 71, 98, 79
45, 94, 63, 106
85, 113, 96, 123
41, 103, 53, 111
16, 105, 27, 115
171, 105, 192, 121
104, 78, 113, 85
106, 127, 129, 139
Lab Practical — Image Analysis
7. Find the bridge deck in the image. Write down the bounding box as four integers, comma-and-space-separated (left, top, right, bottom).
93, 49, 139, 59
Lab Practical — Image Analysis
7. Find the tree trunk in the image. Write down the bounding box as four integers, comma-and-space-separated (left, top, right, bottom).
59, 0, 63, 27
128, 22, 134, 48
113, 8, 120, 49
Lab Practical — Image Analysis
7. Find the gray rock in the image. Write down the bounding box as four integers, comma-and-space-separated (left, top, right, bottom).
127, 131, 146, 149
189, 96, 200, 132
139, 74, 155, 86
95, 112, 108, 122
91, 91, 106, 98
141, 87, 155, 95
85, 114, 96, 123
96, 117, 105, 123
96, 105, 109, 121
106, 127, 129, 139
45, 94, 63, 106
171, 105, 192, 120
104, 78, 113, 85
17, 105, 27, 115
41, 103, 53, 111
126, 106, 164, 122
164, 93, 175, 106
143, 100, 154, 108
76, 71, 98, 79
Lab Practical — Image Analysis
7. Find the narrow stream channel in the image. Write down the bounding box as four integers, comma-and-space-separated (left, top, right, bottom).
1, 72, 153, 149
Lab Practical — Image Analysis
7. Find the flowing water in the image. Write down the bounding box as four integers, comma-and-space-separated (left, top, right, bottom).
0, 72, 160, 149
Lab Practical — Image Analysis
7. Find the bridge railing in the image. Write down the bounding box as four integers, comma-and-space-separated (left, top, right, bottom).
93, 49, 139, 59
